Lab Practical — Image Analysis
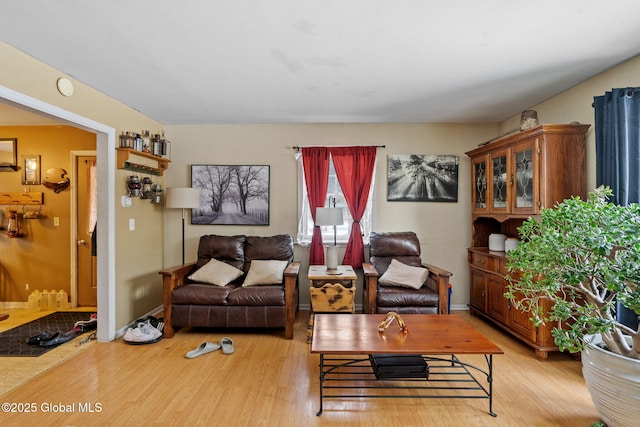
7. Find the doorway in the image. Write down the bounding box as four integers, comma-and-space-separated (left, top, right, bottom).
0, 85, 116, 342
72, 152, 98, 307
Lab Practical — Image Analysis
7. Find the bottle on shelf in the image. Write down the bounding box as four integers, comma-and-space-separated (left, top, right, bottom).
142, 130, 151, 153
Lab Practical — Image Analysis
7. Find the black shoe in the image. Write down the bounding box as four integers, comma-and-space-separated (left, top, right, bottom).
39, 330, 77, 347
26, 329, 53, 345
74, 314, 97, 333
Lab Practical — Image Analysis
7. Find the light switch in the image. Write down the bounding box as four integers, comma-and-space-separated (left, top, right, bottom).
129, 218, 135, 231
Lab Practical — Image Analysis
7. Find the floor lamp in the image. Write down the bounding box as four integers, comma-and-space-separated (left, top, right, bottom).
315, 206, 344, 275
165, 187, 200, 265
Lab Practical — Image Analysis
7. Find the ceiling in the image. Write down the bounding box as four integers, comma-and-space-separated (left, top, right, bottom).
2, 1, 640, 125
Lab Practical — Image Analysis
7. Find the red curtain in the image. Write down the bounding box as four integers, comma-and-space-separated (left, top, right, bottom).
329, 146, 377, 267
301, 147, 330, 265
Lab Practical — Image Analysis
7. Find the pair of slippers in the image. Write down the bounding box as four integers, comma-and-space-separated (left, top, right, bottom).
185, 337, 234, 359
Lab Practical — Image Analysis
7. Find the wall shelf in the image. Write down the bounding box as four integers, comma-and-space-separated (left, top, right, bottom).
116, 148, 171, 176
0, 192, 44, 205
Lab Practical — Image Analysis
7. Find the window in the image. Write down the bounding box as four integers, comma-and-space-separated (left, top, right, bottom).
296, 153, 375, 246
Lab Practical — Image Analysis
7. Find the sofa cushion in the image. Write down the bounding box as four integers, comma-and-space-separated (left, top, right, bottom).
379, 259, 428, 289
369, 231, 422, 276
377, 285, 439, 307
196, 234, 246, 270
188, 258, 244, 286
172, 283, 236, 305
244, 235, 294, 265
242, 260, 288, 286
227, 286, 286, 305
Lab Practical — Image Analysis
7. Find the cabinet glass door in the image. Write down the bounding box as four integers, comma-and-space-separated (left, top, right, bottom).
511, 140, 538, 214
471, 157, 488, 213
514, 147, 533, 208
491, 152, 508, 211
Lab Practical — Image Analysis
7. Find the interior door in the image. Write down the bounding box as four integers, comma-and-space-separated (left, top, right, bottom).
77, 156, 97, 306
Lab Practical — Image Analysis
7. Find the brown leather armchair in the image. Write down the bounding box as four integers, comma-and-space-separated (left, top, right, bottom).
363, 231, 452, 314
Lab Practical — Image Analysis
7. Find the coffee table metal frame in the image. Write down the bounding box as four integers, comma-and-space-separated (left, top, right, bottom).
310, 314, 503, 417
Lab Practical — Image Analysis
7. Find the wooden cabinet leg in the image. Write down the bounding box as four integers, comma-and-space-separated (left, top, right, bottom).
534, 349, 548, 361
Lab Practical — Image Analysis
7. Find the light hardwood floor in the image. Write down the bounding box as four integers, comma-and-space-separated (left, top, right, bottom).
0, 310, 600, 426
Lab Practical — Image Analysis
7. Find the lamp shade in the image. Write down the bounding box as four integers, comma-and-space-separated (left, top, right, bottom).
165, 187, 200, 209
315, 207, 343, 226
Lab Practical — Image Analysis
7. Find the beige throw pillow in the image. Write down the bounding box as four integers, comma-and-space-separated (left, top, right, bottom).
378, 259, 428, 290
188, 258, 244, 287
242, 260, 289, 287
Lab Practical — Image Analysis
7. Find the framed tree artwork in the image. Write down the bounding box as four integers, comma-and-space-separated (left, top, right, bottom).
191, 165, 270, 225
387, 154, 459, 202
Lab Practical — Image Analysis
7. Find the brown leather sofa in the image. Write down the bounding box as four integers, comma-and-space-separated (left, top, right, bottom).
363, 231, 452, 314
160, 234, 299, 339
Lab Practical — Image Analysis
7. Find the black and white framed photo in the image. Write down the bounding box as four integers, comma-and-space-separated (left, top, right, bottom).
387, 154, 459, 202
191, 165, 270, 225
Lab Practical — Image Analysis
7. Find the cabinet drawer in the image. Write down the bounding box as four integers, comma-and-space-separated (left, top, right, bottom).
470, 252, 496, 271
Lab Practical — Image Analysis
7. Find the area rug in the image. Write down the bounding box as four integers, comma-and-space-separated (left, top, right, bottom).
0, 312, 94, 357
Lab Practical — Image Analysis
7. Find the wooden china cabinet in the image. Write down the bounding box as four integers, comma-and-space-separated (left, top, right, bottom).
465, 123, 589, 360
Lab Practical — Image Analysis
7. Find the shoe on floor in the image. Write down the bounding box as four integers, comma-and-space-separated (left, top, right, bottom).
39, 330, 77, 347
123, 320, 162, 345
135, 316, 164, 333
185, 342, 221, 359
26, 329, 53, 345
221, 337, 234, 355
74, 313, 98, 333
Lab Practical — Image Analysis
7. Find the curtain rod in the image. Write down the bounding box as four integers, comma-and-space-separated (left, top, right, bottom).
292, 145, 385, 151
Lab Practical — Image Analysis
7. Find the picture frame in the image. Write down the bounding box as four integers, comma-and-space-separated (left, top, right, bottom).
21, 155, 41, 185
387, 154, 459, 202
0, 138, 18, 171
191, 164, 270, 225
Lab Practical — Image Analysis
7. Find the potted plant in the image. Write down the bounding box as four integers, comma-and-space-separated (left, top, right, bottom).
505, 186, 640, 427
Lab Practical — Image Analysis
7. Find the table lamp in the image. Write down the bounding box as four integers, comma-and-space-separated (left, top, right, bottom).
315, 206, 344, 274
165, 187, 200, 264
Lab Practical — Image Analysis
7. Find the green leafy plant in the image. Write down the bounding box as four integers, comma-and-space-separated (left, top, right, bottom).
505, 186, 640, 359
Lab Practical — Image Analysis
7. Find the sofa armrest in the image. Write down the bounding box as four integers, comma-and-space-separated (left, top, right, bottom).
283, 261, 300, 339
362, 262, 379, 314
422, 263, 452, 315
159, 263, 196, 337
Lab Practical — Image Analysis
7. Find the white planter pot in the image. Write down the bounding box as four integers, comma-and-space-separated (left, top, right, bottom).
582, 334, 640, 427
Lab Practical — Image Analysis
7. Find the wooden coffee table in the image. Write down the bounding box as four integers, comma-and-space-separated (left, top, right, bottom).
310, 313, 504, 416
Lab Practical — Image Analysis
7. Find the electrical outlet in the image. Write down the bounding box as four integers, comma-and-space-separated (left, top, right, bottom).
25, 283, 29, 290
129, 218, 135, 231
53, 217, 60, 227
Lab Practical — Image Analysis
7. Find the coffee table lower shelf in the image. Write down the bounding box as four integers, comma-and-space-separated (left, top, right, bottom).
316, 353, 496, 417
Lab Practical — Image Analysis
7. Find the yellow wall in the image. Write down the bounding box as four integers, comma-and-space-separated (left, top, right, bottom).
0, 41, 165, 328
0, 126, 95, 301
164, 123, 499, 307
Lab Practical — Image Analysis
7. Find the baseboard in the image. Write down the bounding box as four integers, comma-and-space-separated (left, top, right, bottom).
0, 302, 28, 309
299, 303, 469, 312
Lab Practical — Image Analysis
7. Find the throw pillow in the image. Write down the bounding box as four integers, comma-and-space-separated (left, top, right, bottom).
188, 258, 244, 286
378, 259, 428, 290
242, 260, 289, 287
